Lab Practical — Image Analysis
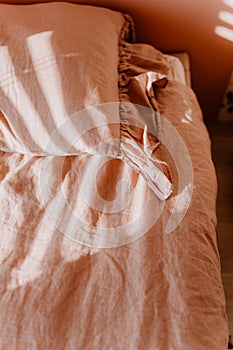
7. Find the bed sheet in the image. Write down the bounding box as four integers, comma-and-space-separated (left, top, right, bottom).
0, 5, 228, 349
0, 83, 228, 350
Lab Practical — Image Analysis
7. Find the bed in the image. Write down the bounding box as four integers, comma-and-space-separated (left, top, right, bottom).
0, 2, 229, 349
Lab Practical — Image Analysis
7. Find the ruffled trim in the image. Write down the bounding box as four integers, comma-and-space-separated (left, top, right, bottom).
120, 14, 136, 43
118, 17, 173, 200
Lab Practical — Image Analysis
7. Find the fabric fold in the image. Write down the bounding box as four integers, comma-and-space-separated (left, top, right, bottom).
0, 2, 173, 200
118, 41, 173, 200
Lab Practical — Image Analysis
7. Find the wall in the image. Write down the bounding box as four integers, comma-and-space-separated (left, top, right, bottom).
1, 0, 233, 122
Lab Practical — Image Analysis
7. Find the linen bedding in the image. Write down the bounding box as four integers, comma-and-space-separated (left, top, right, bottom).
0, 2, 229, 349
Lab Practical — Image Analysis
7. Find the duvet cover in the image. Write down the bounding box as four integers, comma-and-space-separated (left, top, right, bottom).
0, 2, 228, 349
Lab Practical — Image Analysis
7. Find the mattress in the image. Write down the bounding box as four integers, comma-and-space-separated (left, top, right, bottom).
0, 2, 228, 349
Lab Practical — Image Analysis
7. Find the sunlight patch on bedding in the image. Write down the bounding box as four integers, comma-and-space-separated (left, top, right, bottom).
181, 110, 192, 124
169, 184, 193, 215
27, 31, 67, 123
0, 225, 16, 264
61, 238, 98, 263
185, 109, 193, 121
26, 31, 86, 154
181, 118, 190, 124
166, 185, 193, 233
8, 259, 42, 291
7, 217, 55, 290
0, 46, 52, 148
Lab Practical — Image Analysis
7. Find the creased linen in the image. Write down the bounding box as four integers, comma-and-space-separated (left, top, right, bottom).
0, 3, 228, 350
0, 81, 228, 349
0, 2, 172, 200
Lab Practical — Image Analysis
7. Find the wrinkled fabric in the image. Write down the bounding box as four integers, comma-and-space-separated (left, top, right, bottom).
0, 2, 172, 200
0, 3, 228, 350
0, 2, 126, 154
164, 54, 188, 86
0, 84, 228, 349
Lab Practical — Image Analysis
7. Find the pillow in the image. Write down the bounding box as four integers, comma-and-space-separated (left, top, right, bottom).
0, 2, 133, 154
0, 2, 172, 200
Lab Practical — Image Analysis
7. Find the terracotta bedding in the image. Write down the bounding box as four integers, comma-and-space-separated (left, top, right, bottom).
0, 2, 228, 349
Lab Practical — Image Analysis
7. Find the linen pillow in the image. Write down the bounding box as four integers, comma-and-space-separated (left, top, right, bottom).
0, 2, 172, 200
0, 2, 133, 154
